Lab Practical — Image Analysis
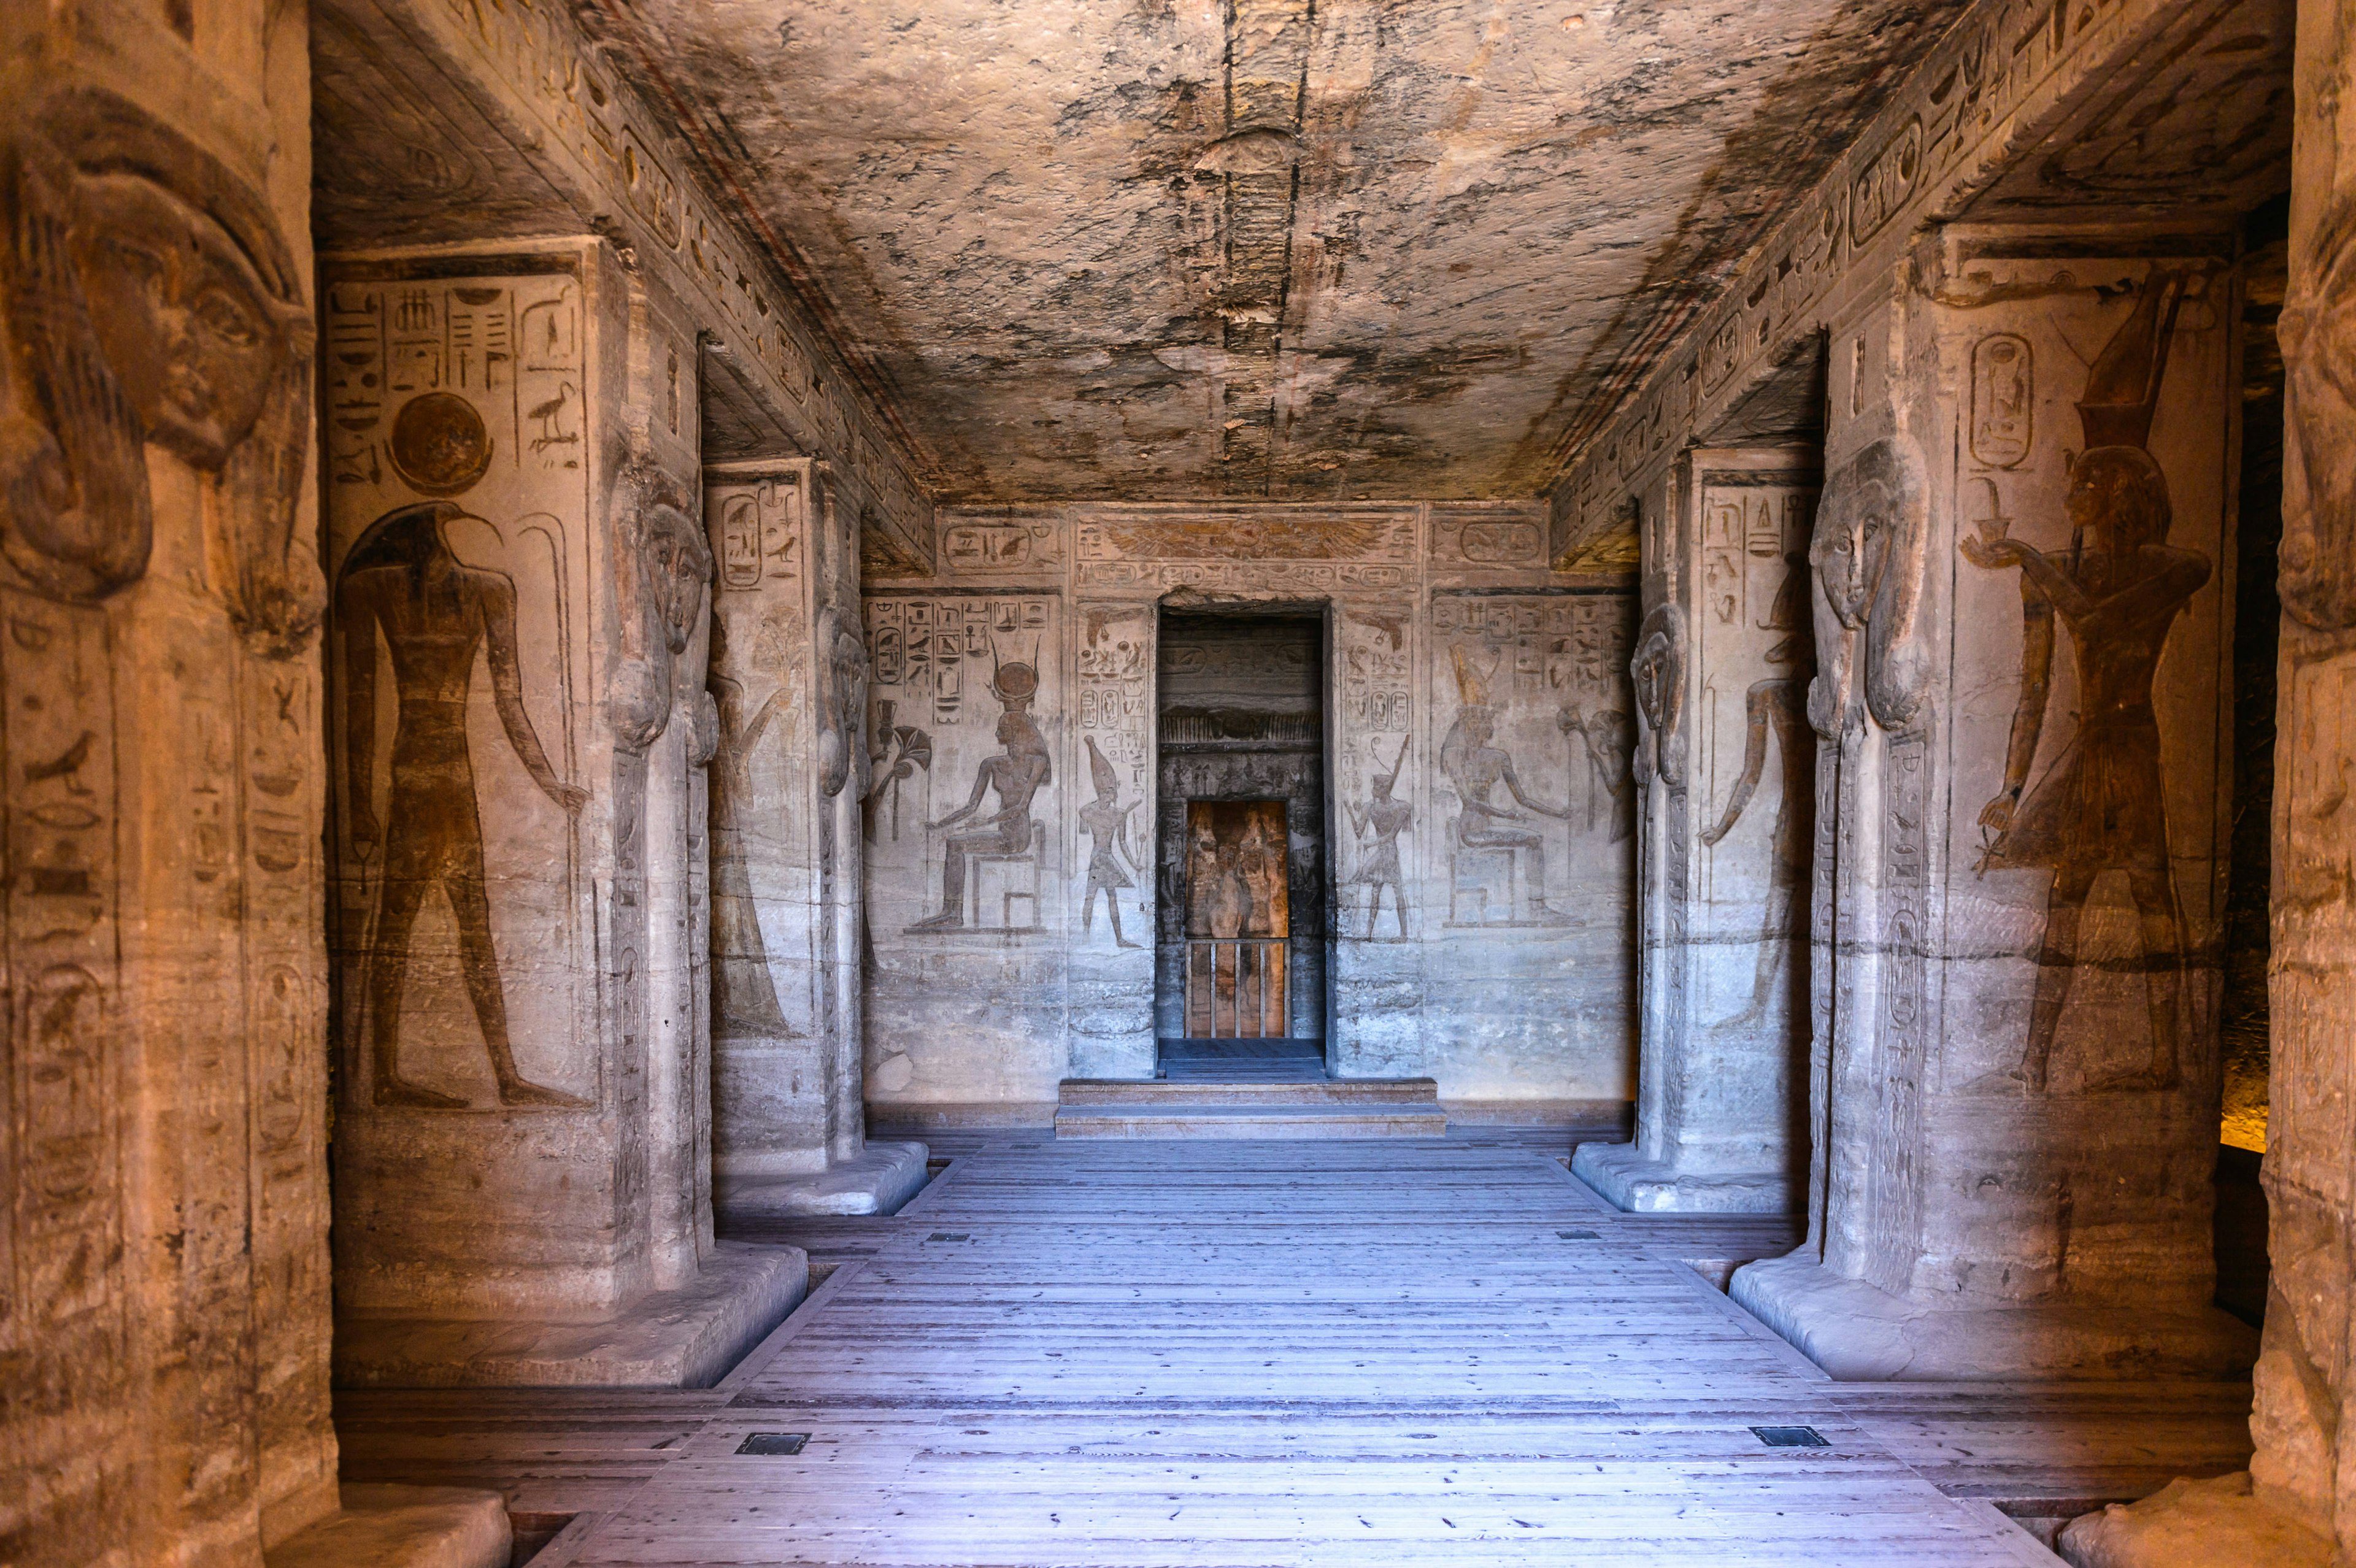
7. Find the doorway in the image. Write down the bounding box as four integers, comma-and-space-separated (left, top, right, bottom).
1154, 610, 1326, 1072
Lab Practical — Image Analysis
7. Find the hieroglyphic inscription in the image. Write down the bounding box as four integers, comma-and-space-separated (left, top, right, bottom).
1075, 507, 1417, 563
1076, 561, 1412, 594
1866, 734, 1929, 1294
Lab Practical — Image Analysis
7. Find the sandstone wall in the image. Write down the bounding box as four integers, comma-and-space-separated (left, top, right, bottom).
863, 502, 1638, 1117
0, 0, 336, 1558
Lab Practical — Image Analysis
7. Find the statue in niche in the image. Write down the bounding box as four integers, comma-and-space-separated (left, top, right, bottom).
0, 90, 317, 644
1809, 438, 1930, 739
1441, 644, 1571, 924
1348, 737, 1413, 939
1699, 637, 1815, 1030
1560, 705, 1636, 842
906, 654, 1051, 934
338, 497, 590, 1109
1962, 270, 2209, 1093
1077, 737, 1142, 949
707, 615, 790, 1036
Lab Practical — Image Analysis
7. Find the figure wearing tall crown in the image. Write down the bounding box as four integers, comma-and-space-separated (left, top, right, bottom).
1439, 644, 1572, 924
906, 647, 1052, 934
1959, 267, 2214, 1093
1348, 736, 1414, 939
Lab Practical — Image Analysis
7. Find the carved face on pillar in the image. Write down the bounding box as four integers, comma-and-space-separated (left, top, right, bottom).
815, 604, 872, 801
67, 174, 285, 468
0, 91, 312, 620
611, 489, 714, 753
2279, 194, 2356, 630
1810, 437, 1928, 736
1630, 603, 1687, 789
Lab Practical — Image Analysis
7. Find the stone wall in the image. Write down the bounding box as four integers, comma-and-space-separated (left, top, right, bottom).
0, 0, 338, 1558
863, 502, 1639, 1119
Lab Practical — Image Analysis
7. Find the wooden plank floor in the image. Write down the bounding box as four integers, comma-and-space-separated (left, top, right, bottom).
339, 1136, 2252, 1566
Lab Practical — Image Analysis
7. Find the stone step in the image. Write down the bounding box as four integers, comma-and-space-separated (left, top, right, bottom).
1053, 1102, 1448, 1140
1057, 1077, 1441, 1107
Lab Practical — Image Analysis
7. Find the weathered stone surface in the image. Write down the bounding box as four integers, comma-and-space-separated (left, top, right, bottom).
558, 0, 1979, 502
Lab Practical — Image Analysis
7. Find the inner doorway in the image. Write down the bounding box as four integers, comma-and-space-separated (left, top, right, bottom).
1154, 610, 1326, 1075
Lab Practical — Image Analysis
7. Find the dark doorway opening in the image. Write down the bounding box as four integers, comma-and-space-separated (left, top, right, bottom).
1154, 610, 1326, 1074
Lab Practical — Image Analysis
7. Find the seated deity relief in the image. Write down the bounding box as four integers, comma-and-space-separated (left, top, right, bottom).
0, 89, 316, 643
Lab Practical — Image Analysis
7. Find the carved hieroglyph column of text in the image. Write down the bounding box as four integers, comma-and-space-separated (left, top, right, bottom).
325, 240, 799, 1385
1578, 449, 1817, 1212
1734, 243, 2255, 1379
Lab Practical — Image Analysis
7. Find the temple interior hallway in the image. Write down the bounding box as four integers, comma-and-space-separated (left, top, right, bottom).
341, 1136, 2254, 1566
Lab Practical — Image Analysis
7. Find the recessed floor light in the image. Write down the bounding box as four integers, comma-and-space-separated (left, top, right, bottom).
737, 1432, 810, 1455
1749, 1426, 1829, 1448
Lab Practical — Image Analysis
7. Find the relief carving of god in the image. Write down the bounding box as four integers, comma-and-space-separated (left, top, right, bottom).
2281, 192, 2356, 633
1808, 436, 1930, 739
0, 90, 317, 645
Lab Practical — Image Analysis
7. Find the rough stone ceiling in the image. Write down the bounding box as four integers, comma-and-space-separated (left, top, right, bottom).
586, 0, 1966, 501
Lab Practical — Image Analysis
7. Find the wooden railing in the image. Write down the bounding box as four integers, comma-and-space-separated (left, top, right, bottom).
1184, 938, 1288, 1039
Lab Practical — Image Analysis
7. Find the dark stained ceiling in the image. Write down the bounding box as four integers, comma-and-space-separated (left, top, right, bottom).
580, 0, 1968, 502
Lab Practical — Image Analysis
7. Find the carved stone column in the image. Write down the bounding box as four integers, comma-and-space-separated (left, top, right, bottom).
1733, 237, 2256, 1380
1578, 450, 1817, 1212
706, 458, 926, 1217
325, 239, 804, 1386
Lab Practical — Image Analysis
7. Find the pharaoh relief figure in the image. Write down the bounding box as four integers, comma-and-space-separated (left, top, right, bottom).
1961, 270, 2212, 1093
0, 89, 316, 639
1077, 736, 1142, 949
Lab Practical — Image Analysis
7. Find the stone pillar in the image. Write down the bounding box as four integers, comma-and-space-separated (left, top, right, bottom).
325, 239, 803, 1387
2061, 2, 2356, 1558
706, 458, 925, 1216
1733, 236, 2257, 1380
0, 3, 342, 1562
1578, 450, 1817, 1212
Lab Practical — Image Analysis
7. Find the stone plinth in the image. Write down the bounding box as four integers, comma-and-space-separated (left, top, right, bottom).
1736, 239, 2255, 1380
334, 1243, 805, 1389
2058, 1474, 2331, 1568
719, 1142, 931, 1219
266, 1485, 512, 1568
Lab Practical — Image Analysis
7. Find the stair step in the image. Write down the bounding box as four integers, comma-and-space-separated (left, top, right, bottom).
1057, 1077, 1441, 1107
1054, 1103, 1448, 1140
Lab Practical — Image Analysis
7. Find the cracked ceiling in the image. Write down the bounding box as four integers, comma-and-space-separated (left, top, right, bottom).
581, 0, 1969, 501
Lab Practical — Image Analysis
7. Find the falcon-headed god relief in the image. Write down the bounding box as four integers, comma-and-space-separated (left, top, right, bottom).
1963, 269, 2212, 1094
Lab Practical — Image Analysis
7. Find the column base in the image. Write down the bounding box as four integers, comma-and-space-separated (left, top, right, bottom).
717, 1140, 931, 1219
1730, 1252, 2258, 1380
334, 1242, 806, 1389
2058, 1474, 2332, 1567
1571, 1139, 1798, 1213
264, 1485, 509, 1568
